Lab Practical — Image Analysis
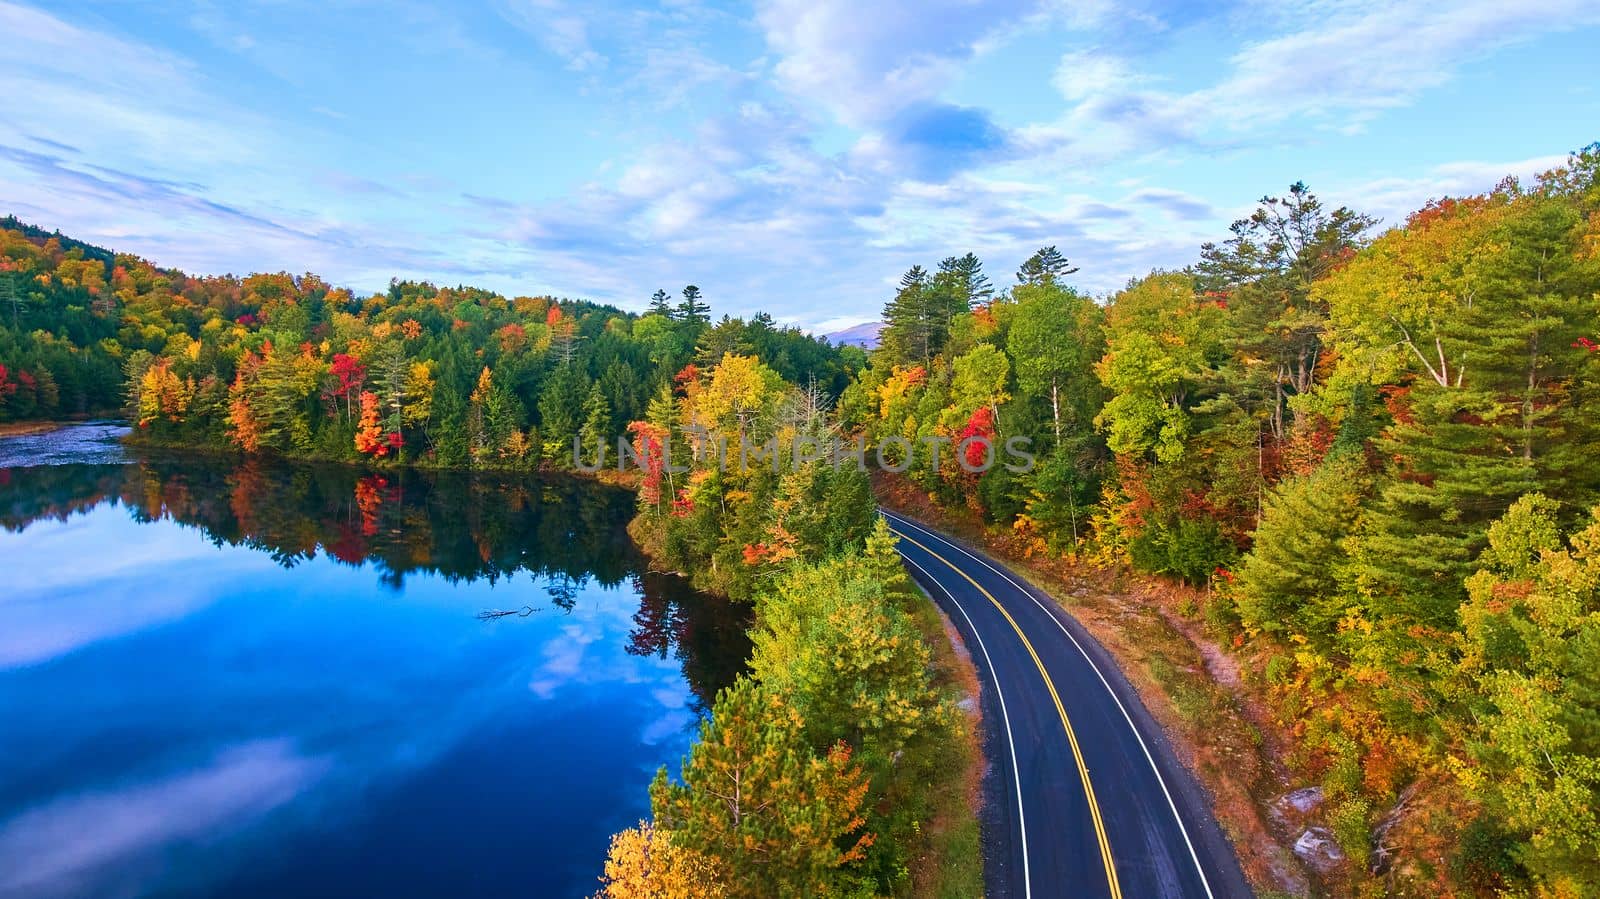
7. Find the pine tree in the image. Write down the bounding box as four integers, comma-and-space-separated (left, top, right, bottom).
1234, 455, 1367, 643
880, 266, 932, 366
862, 516, 911, 598
1015, 246, 1078, 284
374, 340, 409, 439
649, 288, 674, 318
579, 382, 612, 463
538, 364, 588, 461
937, 252, 993, 309
676, 285, 709, 326
1343, 180, 1596, 634
650, 678, 872, 897
0, 273, 20, 328
1196, 182, 1375, 439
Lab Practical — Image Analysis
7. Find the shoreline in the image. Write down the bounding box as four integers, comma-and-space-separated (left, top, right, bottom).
121, 432, 646, 488
0, 421, 64, 438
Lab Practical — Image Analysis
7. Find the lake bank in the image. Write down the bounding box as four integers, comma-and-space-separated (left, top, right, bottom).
0, 421, 60, 438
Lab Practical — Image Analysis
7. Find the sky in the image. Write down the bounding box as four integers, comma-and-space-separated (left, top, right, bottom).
2, 1, 1598, 332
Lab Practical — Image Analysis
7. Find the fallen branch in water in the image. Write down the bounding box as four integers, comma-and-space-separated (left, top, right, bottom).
476, 605, 541, 620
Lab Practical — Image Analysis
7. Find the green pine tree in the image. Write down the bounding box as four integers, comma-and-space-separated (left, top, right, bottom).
1015, 245, 1078, 284
649, 288, 674, 318
578, 382, 612, 464
676, 284, 710, 326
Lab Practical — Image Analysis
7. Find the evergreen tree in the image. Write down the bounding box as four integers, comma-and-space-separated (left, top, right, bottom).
1234, 455, 1367, 644
695, 316, 754, 366
676, 285, 710, 326
0, 272, 19, 328
1196, 182, 1375, 438
579, 382, 612, 462
599, 357, 644, 427
537, 363, 588, 460
650, 678, 872, 897
649, 288, 674, 318
937, 252, 993, 309
1337, 180, 1596, 634
427, 382, 469, 466
1015, 245, 1078, 284
879, 265, 937, 366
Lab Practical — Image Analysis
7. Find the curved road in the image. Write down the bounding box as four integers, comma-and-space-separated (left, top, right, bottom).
883, 510, 1252, 899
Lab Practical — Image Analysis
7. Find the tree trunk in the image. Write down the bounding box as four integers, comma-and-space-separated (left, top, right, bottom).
1050, 378, 1061, 445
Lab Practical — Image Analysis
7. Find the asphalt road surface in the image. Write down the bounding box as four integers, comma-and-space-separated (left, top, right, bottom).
883, 509, 1253, 899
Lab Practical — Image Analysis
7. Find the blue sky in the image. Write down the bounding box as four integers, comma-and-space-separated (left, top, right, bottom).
2, 1, 1598, 331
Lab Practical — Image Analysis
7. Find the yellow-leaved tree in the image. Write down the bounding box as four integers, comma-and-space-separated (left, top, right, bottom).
595, 821, 725, 899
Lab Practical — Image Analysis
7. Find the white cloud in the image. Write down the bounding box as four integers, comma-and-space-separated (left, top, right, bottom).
1127, 187, 1216, 221
0, 2, 256, 170
0, 740, 327, 899
2, 0, 1594, 328
1053, 49, 1139, 102
1045, 0, 1600, 158
0, 517, 281, 669
1211, 0, 1600, 126
499, 0, 608, 71
755, 0, 1038, 128
1334, 152, 1575, 230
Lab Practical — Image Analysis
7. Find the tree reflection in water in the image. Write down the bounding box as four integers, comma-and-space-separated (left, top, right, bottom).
0, 455, 752, 709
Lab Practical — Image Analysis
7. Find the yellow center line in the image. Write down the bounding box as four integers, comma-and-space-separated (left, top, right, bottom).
893, 527, 1123, 899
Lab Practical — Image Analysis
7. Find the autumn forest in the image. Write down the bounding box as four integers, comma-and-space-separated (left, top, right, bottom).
3, 144, 1600, 897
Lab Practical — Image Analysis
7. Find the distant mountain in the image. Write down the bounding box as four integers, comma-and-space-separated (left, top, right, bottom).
826, 321, 882, 349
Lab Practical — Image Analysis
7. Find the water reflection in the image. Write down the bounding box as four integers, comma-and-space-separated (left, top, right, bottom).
0, 453, 750, 898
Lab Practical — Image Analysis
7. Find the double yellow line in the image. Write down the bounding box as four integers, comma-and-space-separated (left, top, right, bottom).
893, 528, 1123, 899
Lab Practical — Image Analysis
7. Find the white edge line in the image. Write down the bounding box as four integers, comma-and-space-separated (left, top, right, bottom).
897, 544, 1032, 899
884, 510, 1216, 899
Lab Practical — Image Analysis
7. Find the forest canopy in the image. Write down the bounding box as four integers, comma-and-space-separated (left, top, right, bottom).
6, 142, 1599, 897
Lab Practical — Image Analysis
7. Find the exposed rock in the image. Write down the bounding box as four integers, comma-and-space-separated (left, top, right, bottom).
1294, 827, 1345, 870
1270, 786, 1325, 830
1283, 787, 1325, 814
1369, 782, 1419, 875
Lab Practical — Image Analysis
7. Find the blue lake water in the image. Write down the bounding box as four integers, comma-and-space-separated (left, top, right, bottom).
0, 426, 750, 898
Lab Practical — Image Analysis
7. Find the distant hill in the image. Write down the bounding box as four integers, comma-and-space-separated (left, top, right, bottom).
826, 321, 882, 349
0, 216, 117, 267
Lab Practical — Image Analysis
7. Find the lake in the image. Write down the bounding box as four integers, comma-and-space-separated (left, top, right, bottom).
0, 424, 751, 898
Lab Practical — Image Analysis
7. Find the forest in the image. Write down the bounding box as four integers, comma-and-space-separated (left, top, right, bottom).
831, 148, 1600, 896
0, 211, 859, 468
4, 143, 1598, 897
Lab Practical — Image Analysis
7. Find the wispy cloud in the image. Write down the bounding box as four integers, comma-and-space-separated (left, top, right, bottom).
0, 739, 328, 899
1, 0, 1593, 325
498, 0, 608, 71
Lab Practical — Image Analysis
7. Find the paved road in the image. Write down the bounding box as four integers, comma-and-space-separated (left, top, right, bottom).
884, 510, 1252, 899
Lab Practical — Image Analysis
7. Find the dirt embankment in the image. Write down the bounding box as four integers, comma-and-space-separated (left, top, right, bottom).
0, 421, 63, 438
874, 473, 1318, 897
